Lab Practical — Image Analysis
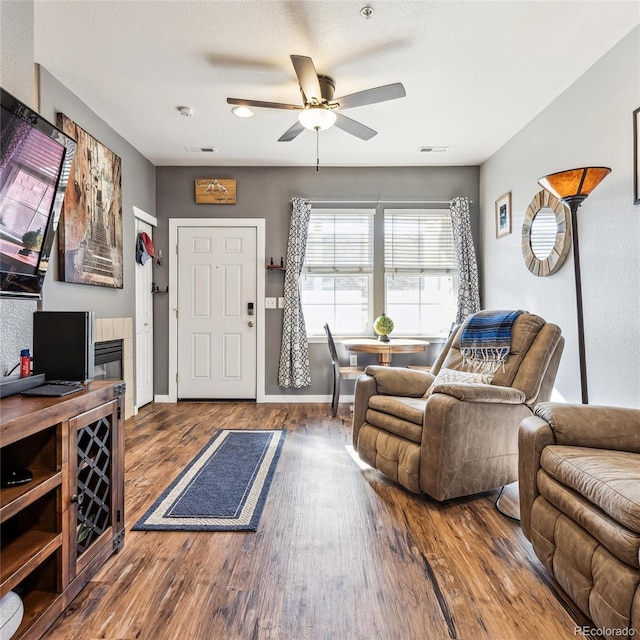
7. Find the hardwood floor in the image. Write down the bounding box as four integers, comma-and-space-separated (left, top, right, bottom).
44, 401, 592, 640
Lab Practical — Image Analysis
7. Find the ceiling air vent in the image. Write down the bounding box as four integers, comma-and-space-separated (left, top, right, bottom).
419, 146, 448, 153
184, 146, 217, 153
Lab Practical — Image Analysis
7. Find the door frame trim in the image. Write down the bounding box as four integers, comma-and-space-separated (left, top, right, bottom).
168, 218, 266, 403
133, 208, 157, 414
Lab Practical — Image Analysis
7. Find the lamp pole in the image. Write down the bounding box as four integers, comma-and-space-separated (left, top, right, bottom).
565, 196, 589, 404
538, 166, 611, 406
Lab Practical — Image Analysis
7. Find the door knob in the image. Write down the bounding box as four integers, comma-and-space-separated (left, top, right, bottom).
248, 321, 254, 327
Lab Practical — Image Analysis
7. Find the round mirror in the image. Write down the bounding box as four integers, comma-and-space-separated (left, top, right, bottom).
522, 190, 571, 277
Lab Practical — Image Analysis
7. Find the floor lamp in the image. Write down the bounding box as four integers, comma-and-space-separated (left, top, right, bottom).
537, 166, 611, 404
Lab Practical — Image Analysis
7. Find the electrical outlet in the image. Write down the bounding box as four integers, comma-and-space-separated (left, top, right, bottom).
265, 297, 276, 309
350, 355, 358, 366
278, 297, 285, 309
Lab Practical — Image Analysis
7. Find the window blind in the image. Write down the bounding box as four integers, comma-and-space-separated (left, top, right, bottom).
304, 209, 374, 272
530, 212, 558, 260
384, 209, 456, 274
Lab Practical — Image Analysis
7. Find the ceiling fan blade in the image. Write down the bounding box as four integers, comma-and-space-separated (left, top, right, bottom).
333, 113, 377, 140
278, 120, 306, 142
334, 83, 406, 110
227, 97, 301, 110
290, 55, 322, 103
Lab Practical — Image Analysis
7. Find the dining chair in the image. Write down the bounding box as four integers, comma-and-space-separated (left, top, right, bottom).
323, 323, 365, 417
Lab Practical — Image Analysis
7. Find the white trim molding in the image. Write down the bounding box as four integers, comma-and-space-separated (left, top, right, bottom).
168, 218, 266, 403
262, 394, 352, 404
132, 205, 157, 227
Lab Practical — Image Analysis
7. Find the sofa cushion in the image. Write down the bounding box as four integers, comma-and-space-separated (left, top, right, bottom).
530, 496, 640, 629
369, 395, 425, 426
357, 424, 421, 493
537, 471, 640, 568
423, 367, 493, 398
540, 446, 640, 534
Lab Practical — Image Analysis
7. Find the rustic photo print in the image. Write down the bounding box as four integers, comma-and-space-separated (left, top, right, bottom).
56, 114, 123, 288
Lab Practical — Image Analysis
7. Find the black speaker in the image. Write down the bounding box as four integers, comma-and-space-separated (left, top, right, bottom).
33, 311, 95, 382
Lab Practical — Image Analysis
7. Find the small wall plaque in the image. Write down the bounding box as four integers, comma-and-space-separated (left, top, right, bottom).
195, 179, 236, 204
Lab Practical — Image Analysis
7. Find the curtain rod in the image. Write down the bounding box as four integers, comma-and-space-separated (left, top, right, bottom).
308, 199, 473, 205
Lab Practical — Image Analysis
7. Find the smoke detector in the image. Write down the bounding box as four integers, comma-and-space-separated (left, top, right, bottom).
178, 106, 193, 117
419, 146, 449, 153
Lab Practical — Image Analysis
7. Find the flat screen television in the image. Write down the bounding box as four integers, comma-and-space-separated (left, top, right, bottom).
0, 87, 76, 298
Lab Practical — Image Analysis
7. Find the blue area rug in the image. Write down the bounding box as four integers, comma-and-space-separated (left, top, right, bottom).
132, 429, 286, 532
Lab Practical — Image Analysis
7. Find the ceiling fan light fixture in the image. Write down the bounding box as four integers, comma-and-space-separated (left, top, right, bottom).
298, 106, 337, 131
232, 106, 254, 118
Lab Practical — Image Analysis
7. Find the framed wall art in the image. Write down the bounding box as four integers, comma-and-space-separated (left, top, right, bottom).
56, 114, 123, 288
195, 179, 237, 204
634, 107, 639, 205
495, 191, 512, 239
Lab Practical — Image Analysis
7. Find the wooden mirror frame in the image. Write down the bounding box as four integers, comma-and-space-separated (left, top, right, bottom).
521, 190, 571, 277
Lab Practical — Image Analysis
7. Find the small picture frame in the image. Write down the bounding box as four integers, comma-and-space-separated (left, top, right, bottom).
495, 192, 512, 238
634, 107, 640, 205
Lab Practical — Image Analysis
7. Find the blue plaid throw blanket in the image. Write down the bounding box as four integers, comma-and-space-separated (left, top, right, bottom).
460, 310, 524, 373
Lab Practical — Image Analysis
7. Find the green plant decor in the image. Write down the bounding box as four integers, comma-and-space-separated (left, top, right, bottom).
374, 313, 394, 342
20, 228, 43, 255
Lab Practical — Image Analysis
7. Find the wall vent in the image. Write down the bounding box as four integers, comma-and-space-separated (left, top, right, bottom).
419, 146, 448, 153
184, 146, 217, 153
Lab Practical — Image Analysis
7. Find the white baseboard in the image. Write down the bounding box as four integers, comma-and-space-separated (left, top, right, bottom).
262, 394, 354, 404
150, 394, 354, 404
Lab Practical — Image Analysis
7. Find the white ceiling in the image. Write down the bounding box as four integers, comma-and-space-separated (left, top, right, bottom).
34, 0, 639, 168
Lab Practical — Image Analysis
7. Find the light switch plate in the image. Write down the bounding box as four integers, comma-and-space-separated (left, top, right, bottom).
278, 297, 285, 309
265, 297, 276, 309
350, 355, 358, 366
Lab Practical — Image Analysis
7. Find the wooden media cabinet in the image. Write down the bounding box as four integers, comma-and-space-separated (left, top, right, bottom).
0, 380, 125, 639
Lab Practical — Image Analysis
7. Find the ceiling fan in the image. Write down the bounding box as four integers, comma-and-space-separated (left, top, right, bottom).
227, 55, 406, 142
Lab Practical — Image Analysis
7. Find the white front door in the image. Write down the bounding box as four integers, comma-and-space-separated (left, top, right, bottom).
177, 226, 257, 399
135, 219, 154, 408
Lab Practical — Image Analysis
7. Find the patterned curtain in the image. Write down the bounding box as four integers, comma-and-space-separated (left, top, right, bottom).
278, 197, 312, 388
0, 117, 32, 172
449, 196, 481, 324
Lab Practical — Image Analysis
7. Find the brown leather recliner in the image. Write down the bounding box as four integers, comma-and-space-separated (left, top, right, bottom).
352, 312, 564, 501
519, 403, 640, 634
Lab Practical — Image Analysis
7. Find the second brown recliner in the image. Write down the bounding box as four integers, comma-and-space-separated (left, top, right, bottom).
352, 312, 564, 501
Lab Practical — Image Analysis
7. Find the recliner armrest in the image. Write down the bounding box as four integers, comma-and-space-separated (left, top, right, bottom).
518, 416, 556, 540
430, 383, 526, 404
535, 402, 640, 453
364, 365, 434, 397
352, 373, 377, 448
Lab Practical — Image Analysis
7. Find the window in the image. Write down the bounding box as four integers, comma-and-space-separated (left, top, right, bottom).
301, 206, 458, 338
301, 209, 374, 336
384, 209, 457, 337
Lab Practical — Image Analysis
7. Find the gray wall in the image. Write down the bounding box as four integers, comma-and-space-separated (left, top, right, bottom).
38, 67, 156, 319
155, 165, 479, 396
0, 2, 156, 379
0, 0, 37, 375
480, 26, 640, 408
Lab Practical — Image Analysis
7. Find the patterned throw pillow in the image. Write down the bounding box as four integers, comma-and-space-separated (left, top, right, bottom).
424, 367, 493, 398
